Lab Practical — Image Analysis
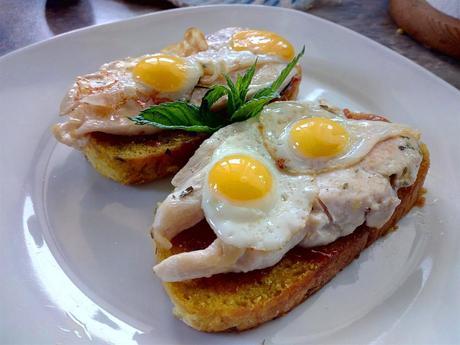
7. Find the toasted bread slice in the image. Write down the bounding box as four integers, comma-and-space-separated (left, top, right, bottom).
83, 73, 301, 185
154, 142, 429, 332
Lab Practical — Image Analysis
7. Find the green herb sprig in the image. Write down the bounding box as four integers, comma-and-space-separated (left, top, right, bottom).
130, 46, 305, 133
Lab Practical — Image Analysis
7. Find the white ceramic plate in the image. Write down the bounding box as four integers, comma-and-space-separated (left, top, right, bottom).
1, 5, 459, 345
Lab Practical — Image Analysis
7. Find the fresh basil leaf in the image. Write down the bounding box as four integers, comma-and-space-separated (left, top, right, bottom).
200, 85, 229, 126
130, 101, 217, 133
224, 74, 240, 114
236, 60, 257, 103
200, 85, 228, 114
253, 46, 305, 99
230, 93, 278, 122
141, 102, 200, 125
270, 46, 304, 91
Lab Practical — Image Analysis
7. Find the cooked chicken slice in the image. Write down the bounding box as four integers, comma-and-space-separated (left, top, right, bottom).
232, 230, 307, 273
299, 137, 419, 248
361, 136, 422, 189
152, 171, 204, 248
317, 167, 400, 234
152, 172, 205, 249
154, 229, 308, 282
154, 239, 245, 282
298, 200, 339, 248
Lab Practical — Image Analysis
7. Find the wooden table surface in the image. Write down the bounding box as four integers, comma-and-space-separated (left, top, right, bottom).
1, 0, 459, 89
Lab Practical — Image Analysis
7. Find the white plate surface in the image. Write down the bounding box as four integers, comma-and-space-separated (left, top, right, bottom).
1, 5, 459, 345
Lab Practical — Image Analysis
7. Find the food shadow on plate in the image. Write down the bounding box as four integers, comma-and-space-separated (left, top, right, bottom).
44, 148, 174, 324
259, 265, 426, 344
49, 148, 172, 210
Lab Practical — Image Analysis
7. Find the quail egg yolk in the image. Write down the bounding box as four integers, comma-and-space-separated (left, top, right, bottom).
290, 117, 349, 158
231, 30, 295, 61
208, 154, 273, 202
132, 54, 187, 92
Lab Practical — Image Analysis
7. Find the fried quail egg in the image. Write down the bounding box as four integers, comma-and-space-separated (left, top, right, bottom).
230, 29, 295, 61
201, 120, 317, 251
259, 101, 420, 174
132, 53, 203, 100
190, 27, 297, 93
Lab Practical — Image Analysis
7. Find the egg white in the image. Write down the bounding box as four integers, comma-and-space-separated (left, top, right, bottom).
201, 119, 317, 251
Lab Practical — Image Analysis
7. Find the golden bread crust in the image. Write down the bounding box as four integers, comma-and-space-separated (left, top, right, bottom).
154, 134, 430, 332
82, 72, 302, 185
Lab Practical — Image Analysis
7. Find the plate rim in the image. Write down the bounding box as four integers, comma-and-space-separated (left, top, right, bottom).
0, 4, 459, 99
1, 4, 459, 344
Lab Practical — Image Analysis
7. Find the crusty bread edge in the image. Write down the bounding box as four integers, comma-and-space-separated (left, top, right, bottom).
157, 143, 430, 332
82, 131, 207, 185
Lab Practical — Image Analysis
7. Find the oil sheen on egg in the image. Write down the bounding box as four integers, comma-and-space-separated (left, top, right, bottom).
230, 29, 295, 61
201, 119, 317, 251
132, 53, 203, 100
259, 101, 421, 174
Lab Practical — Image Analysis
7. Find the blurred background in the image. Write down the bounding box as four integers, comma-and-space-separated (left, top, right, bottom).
1, 0, 459, 88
